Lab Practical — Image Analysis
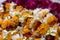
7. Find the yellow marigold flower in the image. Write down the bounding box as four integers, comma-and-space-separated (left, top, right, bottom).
2, 19, 15, 29
47, 16, 58, 24
6, 19, 15, 27
22, 28, 30, 34
1, 21, 8, 29
7, 33, 12, 40
25, 17, 33, 27
3, 13, 10, 18
16, 6, 23, 11
36, 24, 49, 35
7, 19, 12, 24
5, 3, 10, 12
12, 15, 19, 24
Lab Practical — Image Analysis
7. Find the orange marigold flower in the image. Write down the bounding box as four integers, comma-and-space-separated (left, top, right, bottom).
16, 6, 23, 11
47, 16, 58, 25
5, 3, 10, 12
36, 24, 49, 35
22, 28, 30, 34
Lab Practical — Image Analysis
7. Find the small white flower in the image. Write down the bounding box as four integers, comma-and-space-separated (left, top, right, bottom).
10, 2, 16, 11
2, 30, 9, 38
12, 34, 20, 40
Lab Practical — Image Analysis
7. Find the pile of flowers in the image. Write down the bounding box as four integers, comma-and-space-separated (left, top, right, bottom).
0, 2, 60, 40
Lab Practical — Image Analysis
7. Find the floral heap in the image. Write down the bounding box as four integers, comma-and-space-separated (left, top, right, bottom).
0, 0, 60, 40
